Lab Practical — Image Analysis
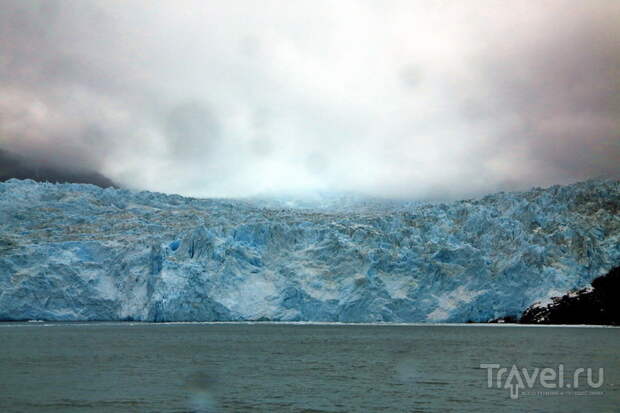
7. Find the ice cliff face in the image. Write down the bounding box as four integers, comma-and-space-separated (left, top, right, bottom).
0, 178, 618, 322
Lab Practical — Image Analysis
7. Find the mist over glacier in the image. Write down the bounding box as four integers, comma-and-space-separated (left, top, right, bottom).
0, 178, 618, 322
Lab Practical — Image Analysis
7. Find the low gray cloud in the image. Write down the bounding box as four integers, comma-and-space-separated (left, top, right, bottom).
1, 0, 618, 199
164, 101, 221, 161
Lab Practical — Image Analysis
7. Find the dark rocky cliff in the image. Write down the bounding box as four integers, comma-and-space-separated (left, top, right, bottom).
519, 266, 620, 325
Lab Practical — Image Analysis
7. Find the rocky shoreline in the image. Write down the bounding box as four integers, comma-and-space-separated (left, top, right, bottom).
492, 266, 619, 326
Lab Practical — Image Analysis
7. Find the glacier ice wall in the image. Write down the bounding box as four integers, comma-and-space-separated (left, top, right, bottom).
0, 178, 618, 322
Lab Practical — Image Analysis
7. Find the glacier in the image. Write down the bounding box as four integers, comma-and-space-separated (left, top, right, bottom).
0, 178, 618, 322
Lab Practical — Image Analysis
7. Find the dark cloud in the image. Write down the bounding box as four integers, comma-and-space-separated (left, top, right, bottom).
0, 1, 618, 199
466, 2, 620, 187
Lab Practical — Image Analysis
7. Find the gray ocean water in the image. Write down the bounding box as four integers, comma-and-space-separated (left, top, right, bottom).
0, 323, 618, 412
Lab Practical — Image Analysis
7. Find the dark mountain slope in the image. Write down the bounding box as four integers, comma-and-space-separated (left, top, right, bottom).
0, 148, 115, 188
520, 266, 620, 325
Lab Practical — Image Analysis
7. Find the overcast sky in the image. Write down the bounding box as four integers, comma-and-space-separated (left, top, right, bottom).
1, 0, 619, 199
